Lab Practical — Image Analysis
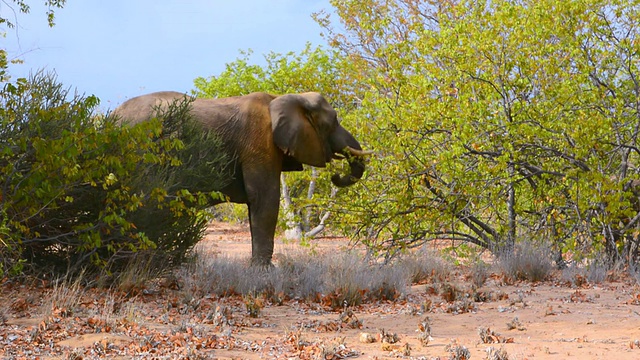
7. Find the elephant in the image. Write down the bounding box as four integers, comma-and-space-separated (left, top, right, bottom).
113, 91, 370, 266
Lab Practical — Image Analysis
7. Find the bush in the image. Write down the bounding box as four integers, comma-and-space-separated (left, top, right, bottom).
0, 73, 229, 278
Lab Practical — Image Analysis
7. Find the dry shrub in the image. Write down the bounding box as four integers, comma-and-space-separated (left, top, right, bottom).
506, 316, 525, 331
486, 346, 509, 360
243, 294, 263, 318
440, 283, 461, 302
469, 259, 491, 287
398, 248, 451, 284
561, 259, 629, 286
417, 316, 432, 346
478, 326, 513, 344
498, 242, 553, 282
445, 339, 471, 360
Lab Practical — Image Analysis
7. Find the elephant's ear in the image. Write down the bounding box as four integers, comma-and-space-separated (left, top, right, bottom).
270, 94, 327, 168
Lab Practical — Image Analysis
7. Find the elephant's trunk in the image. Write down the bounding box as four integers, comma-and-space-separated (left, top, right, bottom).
331, 154, 366, 187
330, 126, 370, 188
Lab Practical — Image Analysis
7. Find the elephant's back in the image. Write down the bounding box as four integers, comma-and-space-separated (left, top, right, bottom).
113, 91, 192, 125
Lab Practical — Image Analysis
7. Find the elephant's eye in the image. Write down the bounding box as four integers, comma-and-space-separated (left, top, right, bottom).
330, 115, 339, 130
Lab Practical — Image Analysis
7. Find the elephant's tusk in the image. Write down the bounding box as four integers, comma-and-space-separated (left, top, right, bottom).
333, 153, 346, 160
345, 146, 374, 157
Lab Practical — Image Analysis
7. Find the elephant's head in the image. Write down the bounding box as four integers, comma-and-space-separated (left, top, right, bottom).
270, 92, 370, 187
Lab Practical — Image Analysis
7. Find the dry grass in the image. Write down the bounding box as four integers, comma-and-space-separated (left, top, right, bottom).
111, 253, 168, 294
44, 274, 85, 318
0, 307, 7, 325
498, 242, 553, 282
398, 247, 452, 284
469, 259, 491, 287
561, 259, 632, 286
630, 264, 640, 285
175, 249, 448, 308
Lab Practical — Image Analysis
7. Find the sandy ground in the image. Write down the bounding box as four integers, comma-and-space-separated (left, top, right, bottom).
2, 221, 640, 359
198, 222, 640, 360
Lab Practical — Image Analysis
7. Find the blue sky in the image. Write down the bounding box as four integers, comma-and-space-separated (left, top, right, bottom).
4, 0, 331, 110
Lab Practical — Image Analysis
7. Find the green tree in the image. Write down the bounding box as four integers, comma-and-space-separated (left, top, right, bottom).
315, 0, 640, 263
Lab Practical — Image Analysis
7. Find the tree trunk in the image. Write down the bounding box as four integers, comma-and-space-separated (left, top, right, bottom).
304, 168, 318, 231
305, 187, 338, 238
281, 174, 302, 241
505, 162, 516, 254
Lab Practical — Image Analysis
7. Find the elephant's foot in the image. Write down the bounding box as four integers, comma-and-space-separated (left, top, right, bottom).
250, 256, 273, 268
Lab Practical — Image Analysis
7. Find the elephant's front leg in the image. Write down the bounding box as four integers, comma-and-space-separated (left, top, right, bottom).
245, 172, 281, 267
